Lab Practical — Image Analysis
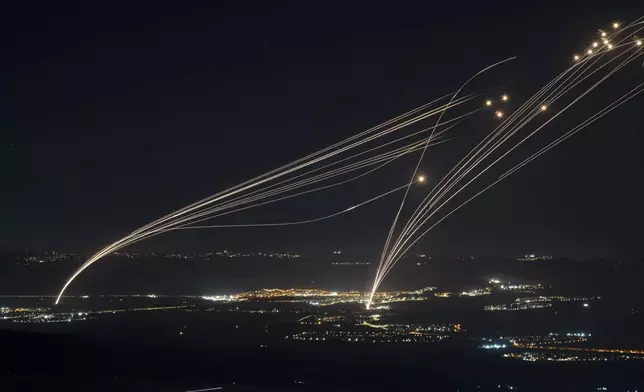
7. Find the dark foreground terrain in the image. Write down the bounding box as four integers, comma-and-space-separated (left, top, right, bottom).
2, 330, 643, 391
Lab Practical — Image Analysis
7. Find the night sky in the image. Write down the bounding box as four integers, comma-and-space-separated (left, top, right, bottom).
5, 2, 643, 259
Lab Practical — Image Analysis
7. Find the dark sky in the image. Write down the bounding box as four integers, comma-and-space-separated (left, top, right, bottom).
4, 1, 643, 259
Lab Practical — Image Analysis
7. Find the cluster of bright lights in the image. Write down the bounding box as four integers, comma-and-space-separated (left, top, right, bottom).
202, 294, 240, 302
292, 330, 448, 344
573, 20, 644, 62
484, 94, 510, 120
480, 343, 507, 349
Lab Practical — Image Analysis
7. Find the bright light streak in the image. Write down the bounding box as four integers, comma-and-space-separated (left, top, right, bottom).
54, 92, 472, 304
184, 388, 223, 392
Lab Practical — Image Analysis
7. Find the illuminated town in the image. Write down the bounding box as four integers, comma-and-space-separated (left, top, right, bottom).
291, 329, 451, 344
516, 254, 554, 261
2, 274, 641, 367
485, 295, 598, 311
202, 286, 437, 306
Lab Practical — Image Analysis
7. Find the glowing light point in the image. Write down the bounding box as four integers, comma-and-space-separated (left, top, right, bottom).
417, 175, 425, 183
592, 41, 599, 48
637, 40, 642, 46
587, 49, 594, 55
495, 111, 504, 119
601, 31, 607, 37
612, 22, 620, 29
485, 100, 493, 107
573, 54, 580, 61
607, 44, 613, 50
501, 94, 509, 102
540, 105, 547, 111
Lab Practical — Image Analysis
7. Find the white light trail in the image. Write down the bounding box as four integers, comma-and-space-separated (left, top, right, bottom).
55, 90, 478, 303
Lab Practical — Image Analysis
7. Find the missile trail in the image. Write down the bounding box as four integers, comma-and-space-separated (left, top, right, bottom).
176, 179, 422, 230
55, 92, 475, 304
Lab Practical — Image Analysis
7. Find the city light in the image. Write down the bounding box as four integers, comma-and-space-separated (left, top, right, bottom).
485, 99, 493, 106
612, 22, 620, 29
541, 105, 548, 111
495, 111, 504, 118
501, 94, 509, 102
573, 54, 580, 61
417, 175, 425, 183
